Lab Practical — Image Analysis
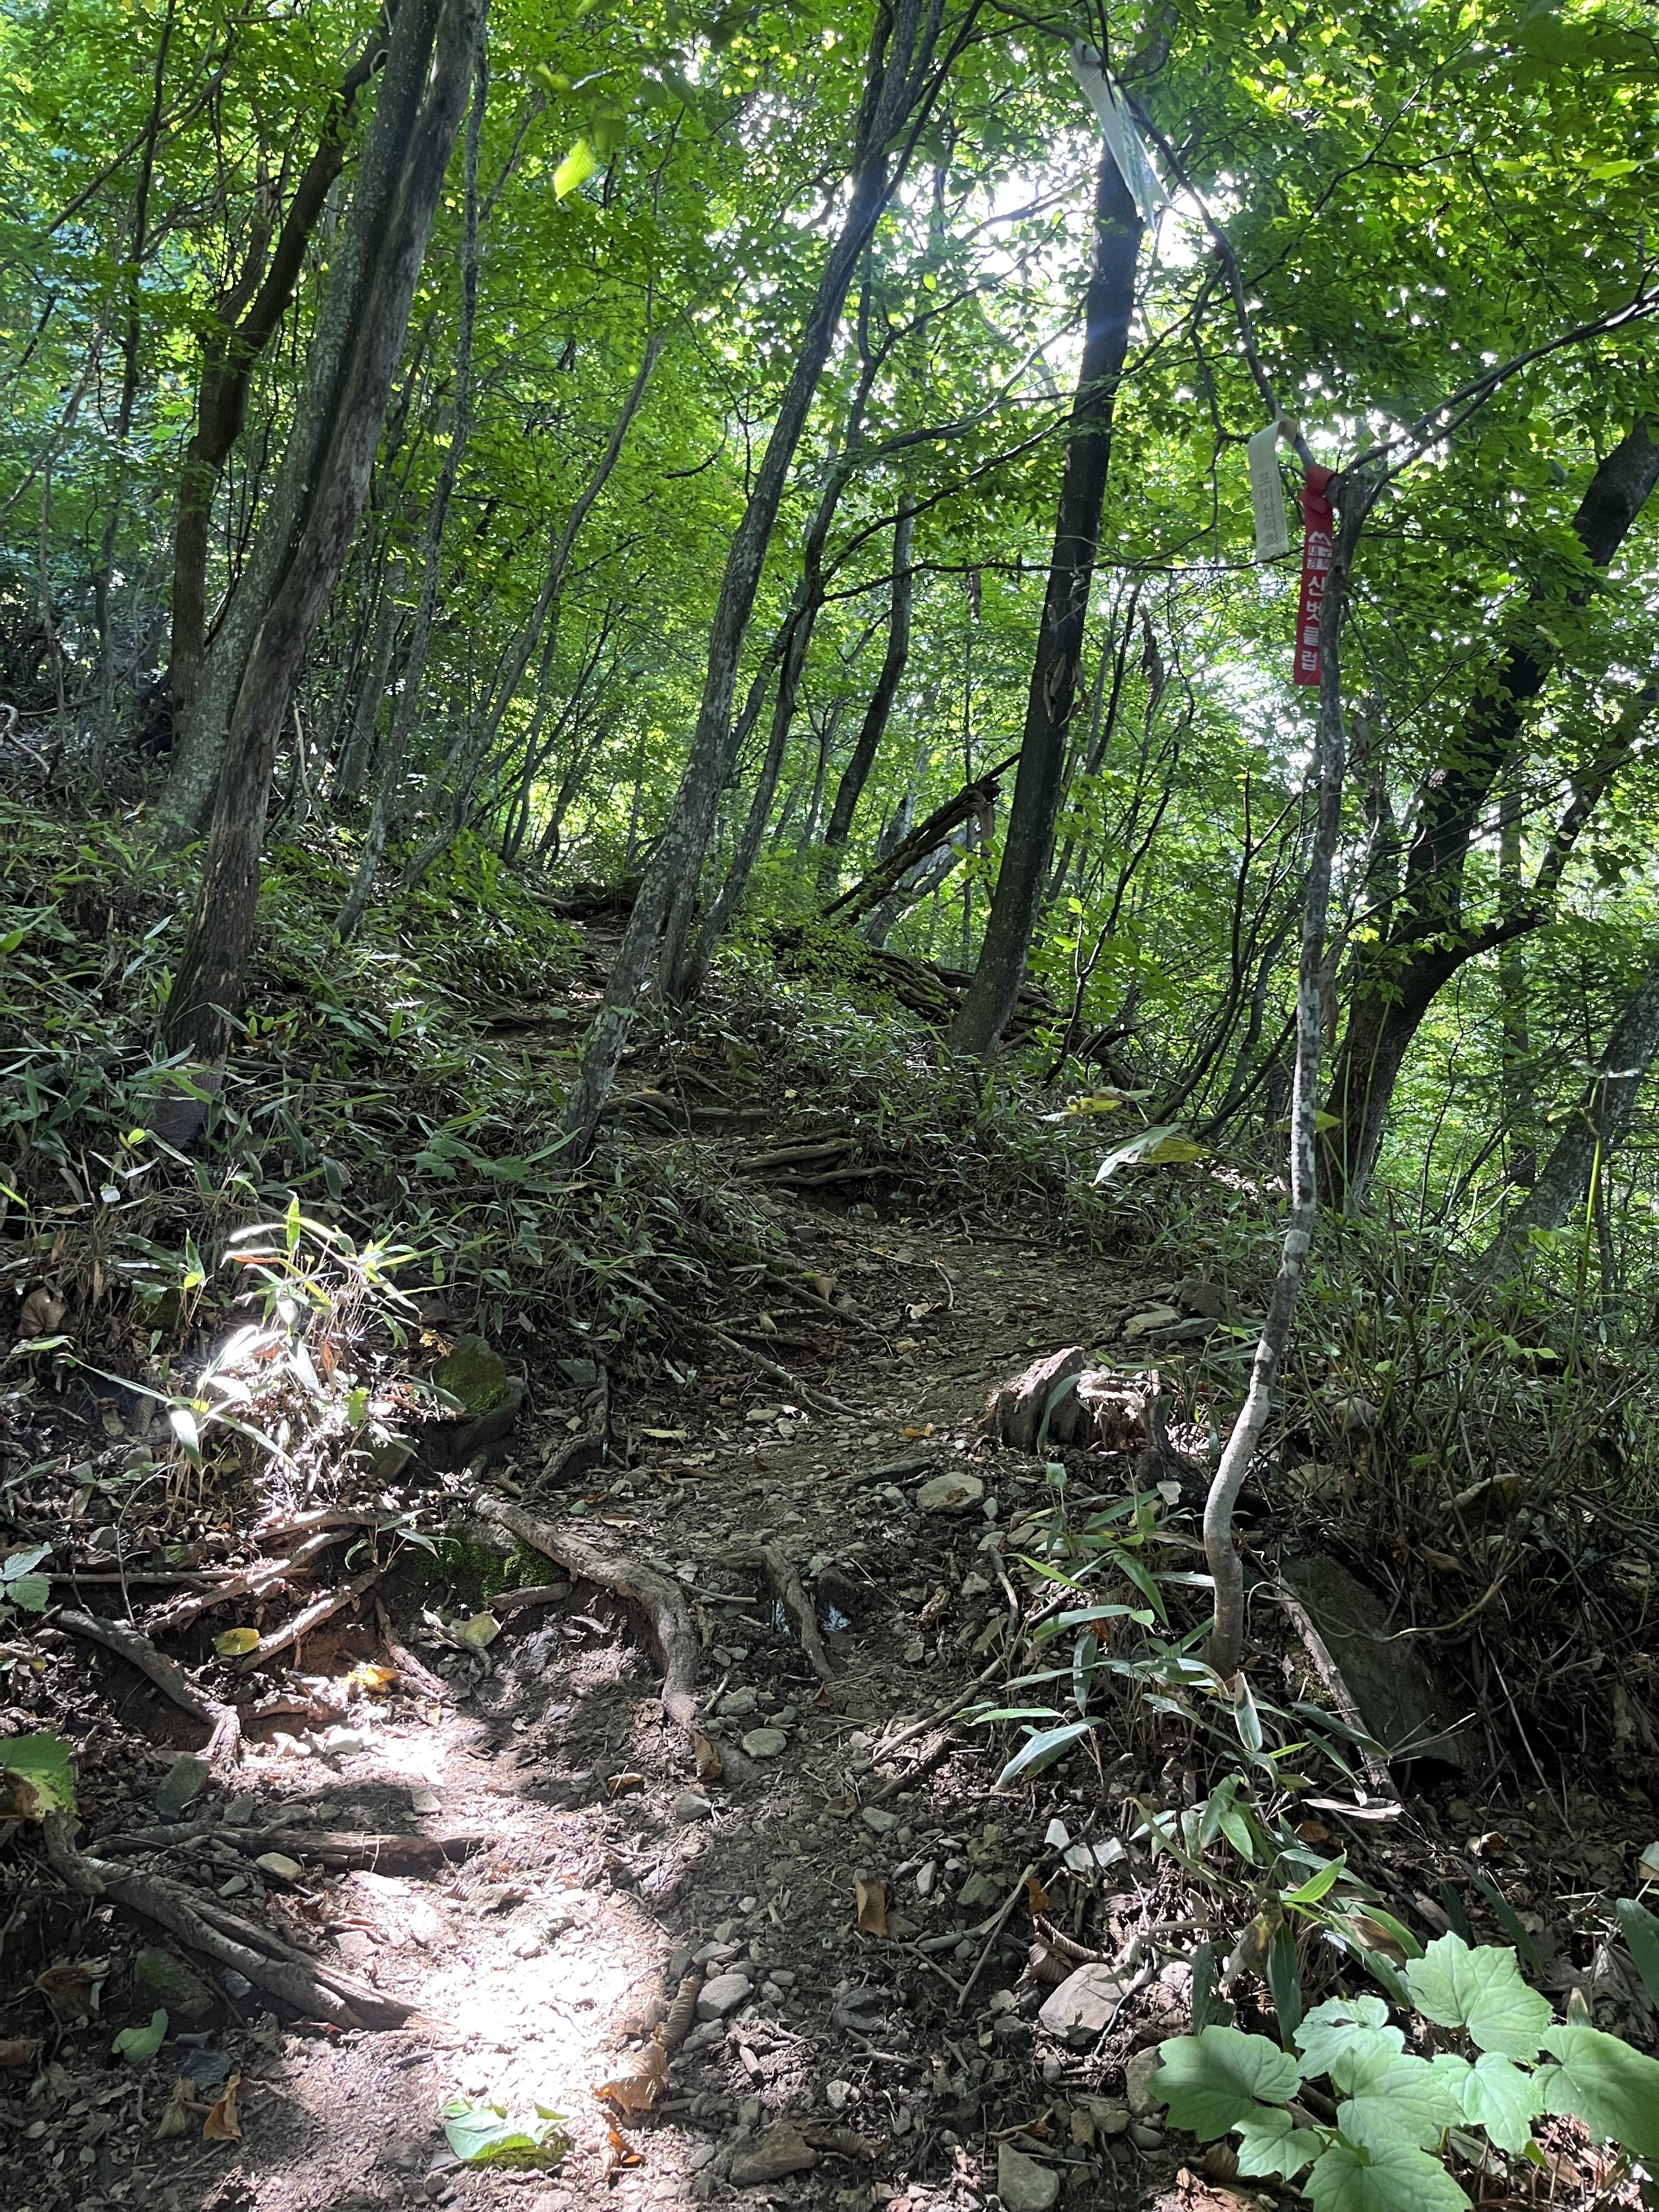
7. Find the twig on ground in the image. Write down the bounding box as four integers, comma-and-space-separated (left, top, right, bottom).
235, 1563, 387, 1672
57, 1608, 240, 1764
91, 1825, 488, 1871
873, 1652, 1006, 1759
729, 1540, 836, 1683
474, 1496, 701, 1733
490, 1583, 570, 1615
145, 1527, 349, 1637
374, 1599, 451, 1703
691, 1320, 852, 1414
957, 1861, 1036, 2011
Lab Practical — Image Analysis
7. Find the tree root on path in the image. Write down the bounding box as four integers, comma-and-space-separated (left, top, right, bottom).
234, 1562, 387, 1673
90, 1824, 488, 1872
42, 1816, 417, 2029
145, 1527, 348, 1638
727, 1541, 835, 1683
58, 1609, 241, 1764
475, 1495, 699, 1732
374, 1598, 452, 1703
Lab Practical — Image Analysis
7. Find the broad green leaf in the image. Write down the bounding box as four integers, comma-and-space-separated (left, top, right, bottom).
1306, 2137, 1470, 2212
1155, 2026, 1300, 2140
1614, 1897, 1659, 2010
1334, 2046, 1464, 2153
554, 139, 598, 200
0, 1543, 50, 1613
215, 1627, 262, 1657
1295, 1994, 1391, 2081
112, 2007, 167, 2064
1233, 2102, 1324, 2177
1402, 1935, 1551, 2058
0, 1731, 76, 1818
1535, 2022, 1659, 2156
997, 1718, 1095, 1786
459, 1611, 501, 1649
441, 2097, 569, 2166
1458, 2051, 1544, 2154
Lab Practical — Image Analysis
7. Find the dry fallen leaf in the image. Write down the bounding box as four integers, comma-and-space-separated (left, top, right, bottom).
692, 1728, 723, 1781
1025, 1872, 1051, 1916
155, 2078, 207, 2140
608, 1772, 646, 1796
16, 1288, 66, 1340
854, 1876, 888, 1938
0, 2037, 36, 2068
597, 2042, 668, 2114
202, 2073, 242, 2141
34, 1956, 109, 2027
604, 2119, 645, 2181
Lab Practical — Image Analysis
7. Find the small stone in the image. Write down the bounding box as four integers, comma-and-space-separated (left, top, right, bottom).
253, 1852, 303, 1882
431, 1335, 511, 1413
915, 1471, 984, 1515
1037, 1961, 1135, 2045
1080, 2096, 1130, 2137
719, 1687, 759, 1717
861, 1807, 899, 1835
155, 1755, 210, 1821
695, 1972, 753, 2021
956, 1870, 1000, 1910
1173, 1277, 1228, 1319
996, 2142, 1060, 2211
1128, 2122, 1164, 2150
674, 1792, 714, 1825
132, 1948, 216, 2023
730, 2120, 817, 2187
1121, 1305, 1182, 1341
1125, 2046, 1167, 2118
741, 1728, 788, 1759
960, 1572, 990, 1596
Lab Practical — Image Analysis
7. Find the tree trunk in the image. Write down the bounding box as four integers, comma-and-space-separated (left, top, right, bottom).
560, 0, 956, 1155
1321, 420, 1659, 1205
1470, 944, 1659, 1290
164, 0, 480, 1052
817, 498, 916, 893
155, 14, 425, 847
949, 148, 1142, 1059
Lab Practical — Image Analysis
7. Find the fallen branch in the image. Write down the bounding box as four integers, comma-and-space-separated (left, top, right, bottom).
145, 1527, 349, 1637
374, 1599, 451, 1703
692, 1321, 851, 1414
473, 1496, 700, 1733
957, 1861, 1036, 2012
58, 1609, 240, 1764
91, 1824, 488, 1871
234, 1563, 387, 1673
492, 1583, 571, 1615
729, 1541, 835, 1683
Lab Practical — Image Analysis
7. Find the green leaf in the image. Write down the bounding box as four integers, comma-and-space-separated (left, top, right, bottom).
1232, 2102, 1325, 2178
1402, 1935, 1552, 2058
1155, 2026, 1300, 2140
1283, 1854, 1346, 1910
1534, 2022, 1659, 2157
1614, 1897, 1659, 2010
441, 2098, 569, 2166
1305, 2136, 1470, 2212
554, 138, 599, 200
1333, 2045, 1465, 2153
1294, 1993, 1391, 2080
996, 1718, 1095, 1786
214, 1627, 262, 1657
112, 2007, 168, 2065
0, 1731, 76, 1818
1266, 1922, 1303, 2046
1, 1542, 51, 1613
459, 1611, 501, 1649
1458, 2051, 1544, 2154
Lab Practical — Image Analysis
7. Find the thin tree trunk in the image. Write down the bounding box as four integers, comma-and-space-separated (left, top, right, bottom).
1205, 479, 1369, 1680
1471, 944, 1659, 1290
335, 562, 406, 802
1321, 420, 1659, 1205
561, 0, 963, 1155
161, 24, 387, 806
166, 0, 480, 1049
1497, 772, 1534, 1188
949, 147, 1142, 1058
817, 499, 916, 894
336, 30, 488, 944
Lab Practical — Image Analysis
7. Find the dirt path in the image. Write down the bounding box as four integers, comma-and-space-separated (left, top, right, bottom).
13, 1205, 1195, 2212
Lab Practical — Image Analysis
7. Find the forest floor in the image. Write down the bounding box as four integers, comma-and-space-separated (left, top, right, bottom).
4, 889, 1658, 2212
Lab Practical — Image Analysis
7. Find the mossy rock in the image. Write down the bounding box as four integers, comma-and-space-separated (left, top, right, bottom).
132, 1947, 216, 2023
431, 1335, 512, 1414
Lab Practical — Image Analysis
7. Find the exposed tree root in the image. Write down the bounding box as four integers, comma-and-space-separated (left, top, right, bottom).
57, 1609, 240, 1764
374, 1598, 451, 1702
475, 1495, 700, 1732
234, 1562, 387, 1672
145, 1527, 348, 1637
691, 1319, 851, 1414
91, 1824, 488, 1871
728, 1540, 835, 1683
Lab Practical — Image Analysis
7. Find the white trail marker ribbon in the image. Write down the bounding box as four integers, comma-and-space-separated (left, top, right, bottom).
1248, 422, 1290, 561
1068, 46, 1171, 227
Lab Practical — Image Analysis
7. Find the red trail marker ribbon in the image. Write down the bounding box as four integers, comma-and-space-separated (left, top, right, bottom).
1293, 464, 1335, 687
